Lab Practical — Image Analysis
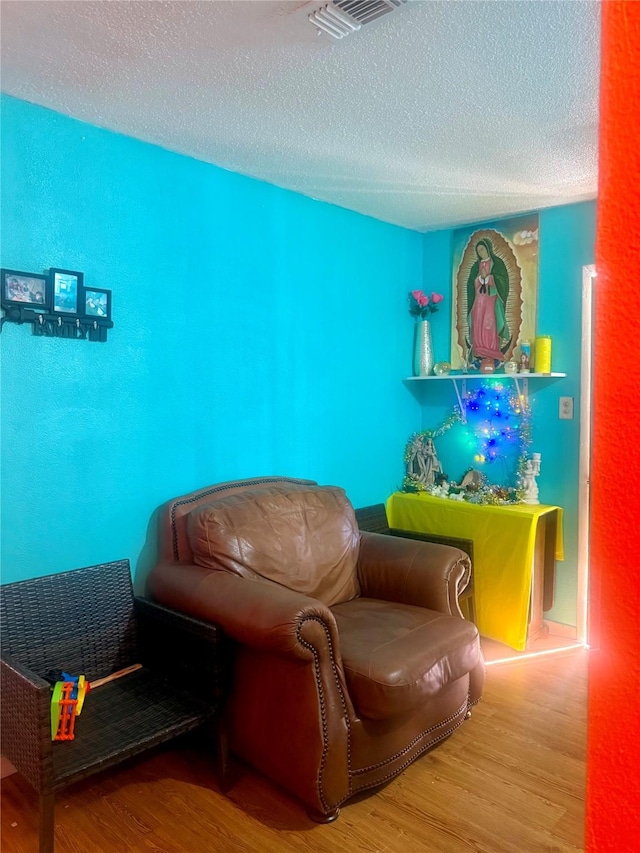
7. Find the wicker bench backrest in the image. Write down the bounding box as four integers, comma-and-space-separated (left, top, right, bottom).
0, 559, 139, 681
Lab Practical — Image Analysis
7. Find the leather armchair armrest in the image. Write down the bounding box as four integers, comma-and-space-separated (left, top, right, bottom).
357, 530, 471, 617
147, 563, 341, 663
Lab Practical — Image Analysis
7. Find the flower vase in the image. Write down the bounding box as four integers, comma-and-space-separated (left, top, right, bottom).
413, 319, 434, 377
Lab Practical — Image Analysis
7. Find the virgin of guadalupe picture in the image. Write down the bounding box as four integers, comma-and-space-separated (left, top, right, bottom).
451, 214, 539, 370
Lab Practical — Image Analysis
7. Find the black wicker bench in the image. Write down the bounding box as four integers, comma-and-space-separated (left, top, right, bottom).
0, 560, 229, 853
355, 504, 476, 623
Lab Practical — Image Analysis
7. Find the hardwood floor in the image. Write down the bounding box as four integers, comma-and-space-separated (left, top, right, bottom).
0, 649, 587, 853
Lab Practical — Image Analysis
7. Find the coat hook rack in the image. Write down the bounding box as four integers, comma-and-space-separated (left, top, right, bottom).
1, 267, 114, 342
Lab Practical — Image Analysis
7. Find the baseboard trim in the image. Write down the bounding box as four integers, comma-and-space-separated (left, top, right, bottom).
545, 620, 578, 640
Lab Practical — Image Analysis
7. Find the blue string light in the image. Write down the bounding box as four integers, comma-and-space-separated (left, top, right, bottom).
402, 380, 532, 502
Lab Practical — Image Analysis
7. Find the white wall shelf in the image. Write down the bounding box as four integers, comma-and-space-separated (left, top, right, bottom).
403, 373, 567, 423
404, 372, 566, 382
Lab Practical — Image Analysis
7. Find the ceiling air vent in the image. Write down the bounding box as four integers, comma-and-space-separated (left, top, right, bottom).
308, 0, 408, 39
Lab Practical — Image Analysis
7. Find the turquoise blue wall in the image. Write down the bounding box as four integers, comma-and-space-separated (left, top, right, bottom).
0, 95, 596, 624
0, 95, 422, 587
418, 202, 597, 625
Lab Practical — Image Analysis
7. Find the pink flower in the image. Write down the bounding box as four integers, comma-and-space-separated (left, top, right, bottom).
408, 289, 442, 318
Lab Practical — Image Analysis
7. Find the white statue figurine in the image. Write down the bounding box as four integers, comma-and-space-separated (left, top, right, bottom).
521, 452, 541, 504
431, 480, 450, 498
421, 437, 443, 487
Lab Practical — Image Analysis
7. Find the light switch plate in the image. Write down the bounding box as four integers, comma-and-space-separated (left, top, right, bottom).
559, 396, 574, 419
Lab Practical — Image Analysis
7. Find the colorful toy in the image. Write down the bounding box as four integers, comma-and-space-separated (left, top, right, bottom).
50, 673, 89, 741
49, 664, 141, 741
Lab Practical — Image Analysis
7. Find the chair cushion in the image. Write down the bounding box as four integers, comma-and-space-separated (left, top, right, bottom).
331, 597, 480, 720
187, 483, 360, 607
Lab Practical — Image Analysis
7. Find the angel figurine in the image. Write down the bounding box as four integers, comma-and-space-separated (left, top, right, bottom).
521, 453, 541, 504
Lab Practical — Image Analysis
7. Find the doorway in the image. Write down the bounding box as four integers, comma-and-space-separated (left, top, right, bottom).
577, 264, 596, 645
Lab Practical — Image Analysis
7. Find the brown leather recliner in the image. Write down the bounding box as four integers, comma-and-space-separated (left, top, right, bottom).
147, 477, 484, 822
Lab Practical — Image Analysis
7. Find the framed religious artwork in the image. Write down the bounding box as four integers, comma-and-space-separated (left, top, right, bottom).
450, 214, 539, 371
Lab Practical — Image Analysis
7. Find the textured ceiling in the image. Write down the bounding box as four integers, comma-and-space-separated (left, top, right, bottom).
0, 0, 600, 232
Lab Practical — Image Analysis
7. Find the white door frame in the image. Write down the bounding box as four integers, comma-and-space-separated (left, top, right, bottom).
577, 265, 595, 644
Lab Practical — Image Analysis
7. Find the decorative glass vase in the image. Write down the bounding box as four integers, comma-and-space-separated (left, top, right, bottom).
413, 319, 434, 377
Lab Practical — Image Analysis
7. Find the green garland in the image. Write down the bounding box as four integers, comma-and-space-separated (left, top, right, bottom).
402, 382, 533, 505
402, 406, 462, 493
402, 408, 462, 460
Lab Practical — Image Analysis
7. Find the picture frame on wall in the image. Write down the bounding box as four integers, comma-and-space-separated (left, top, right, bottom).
450, 213, 540, 371
1, 269, 50, 309
82, 286, 112, 321
51, 268, 83, 315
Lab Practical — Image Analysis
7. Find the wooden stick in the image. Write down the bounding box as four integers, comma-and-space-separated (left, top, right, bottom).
90, 664, 143, 689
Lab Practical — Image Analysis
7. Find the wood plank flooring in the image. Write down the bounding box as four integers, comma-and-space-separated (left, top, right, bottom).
0, 649, 587, 853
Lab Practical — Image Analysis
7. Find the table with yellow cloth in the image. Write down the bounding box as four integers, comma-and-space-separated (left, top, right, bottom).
386, 492, 564, 651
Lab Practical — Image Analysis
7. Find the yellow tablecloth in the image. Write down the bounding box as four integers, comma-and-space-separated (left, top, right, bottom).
386, 492, 564, 651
